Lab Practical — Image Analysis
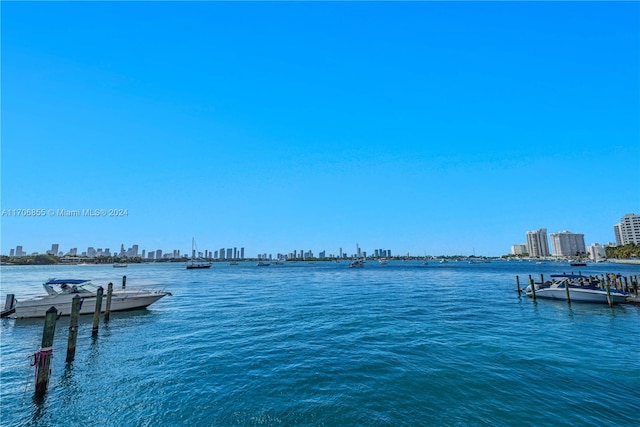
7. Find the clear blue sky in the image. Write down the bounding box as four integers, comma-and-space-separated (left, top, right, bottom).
1, 1, 639, 257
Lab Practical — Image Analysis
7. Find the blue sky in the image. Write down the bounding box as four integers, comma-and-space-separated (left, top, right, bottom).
1, 1, 639, 257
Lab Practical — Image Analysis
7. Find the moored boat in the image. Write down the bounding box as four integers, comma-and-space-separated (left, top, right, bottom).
7, 279, 170, 318
524, 274, 628, 304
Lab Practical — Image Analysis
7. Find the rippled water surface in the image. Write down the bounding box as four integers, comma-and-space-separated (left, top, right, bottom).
1, 261, 639, 426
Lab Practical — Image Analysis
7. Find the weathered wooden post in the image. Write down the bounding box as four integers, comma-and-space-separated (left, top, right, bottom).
634, 276, 638, 297
35, 306, 57, 396
623, 277, 629, 293
564, 280, 571, 305
529, 275, 536, 300
516, 275, 521, 296
66, 295, 81, 363
122, 275, 127, 289
104, 282, 113, 322
540, 274, 544, 284
605, 284, 613, 308
92, 286, 104, 336
4, 294, 15, 312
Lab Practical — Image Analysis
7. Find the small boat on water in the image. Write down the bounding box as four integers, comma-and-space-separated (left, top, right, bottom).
5, 279, 170, 319
256, 261, 270, 267
378, 258, 389, 265
186, 238, 211, 269
113, 262, 128, 268
349, 258, 365, 268
524, 274, 628, 304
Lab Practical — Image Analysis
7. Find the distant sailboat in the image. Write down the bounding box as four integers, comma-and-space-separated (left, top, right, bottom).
186, 238, 211, 269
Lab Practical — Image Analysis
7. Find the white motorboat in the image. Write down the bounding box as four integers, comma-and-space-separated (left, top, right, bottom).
378, 258, 389, 265
524, 274, 628, 304
256, 261, 270, 267
8, 279, 170, 319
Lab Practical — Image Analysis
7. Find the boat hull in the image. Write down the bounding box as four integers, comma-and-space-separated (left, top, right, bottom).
12, 291, 168, 318
526, 287, 628, 304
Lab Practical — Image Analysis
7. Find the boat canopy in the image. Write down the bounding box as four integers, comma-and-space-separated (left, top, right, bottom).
45, 279, 91, 285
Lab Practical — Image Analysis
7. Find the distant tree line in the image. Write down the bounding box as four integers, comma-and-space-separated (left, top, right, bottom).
606, 243, 640, 259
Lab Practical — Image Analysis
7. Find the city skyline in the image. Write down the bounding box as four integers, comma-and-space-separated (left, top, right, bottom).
2, 2, 638, 257
3, 214, 630, 260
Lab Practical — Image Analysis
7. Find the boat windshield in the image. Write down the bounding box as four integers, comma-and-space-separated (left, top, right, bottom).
55, 281, 99, 294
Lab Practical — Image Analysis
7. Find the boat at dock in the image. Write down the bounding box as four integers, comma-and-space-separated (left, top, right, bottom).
4, 279, 170, 319
524, 274, 628, 304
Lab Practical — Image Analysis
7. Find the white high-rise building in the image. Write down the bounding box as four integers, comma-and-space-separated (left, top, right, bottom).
550, 231, 586, 257
587, 243, 607, 261
511, 244, 528, 255
526, 228, 549, 257
614, 213, 640, 245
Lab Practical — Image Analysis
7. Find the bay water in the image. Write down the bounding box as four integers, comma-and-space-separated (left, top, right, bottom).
1, 261, 638, 426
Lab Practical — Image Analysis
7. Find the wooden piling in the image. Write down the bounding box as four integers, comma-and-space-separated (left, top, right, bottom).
529, 275, 536, 300
540, 274, 544, 284
35, 306, 58, 396
516, 275, 521, 296
564, 280, 571, 305
4, 294, 15, 311
634, 276, 638, 297
92, 286, 104, 336
122, 275, 127, 289
104, 282, 113, 322
623, 277, 629, 293
605, 284, 613, 308
66, 295, 81, 363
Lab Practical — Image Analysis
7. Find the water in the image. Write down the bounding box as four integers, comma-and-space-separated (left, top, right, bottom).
1, 261, 639, 426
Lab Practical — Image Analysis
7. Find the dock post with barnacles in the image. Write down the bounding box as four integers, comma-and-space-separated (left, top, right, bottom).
35, 306, 58, 396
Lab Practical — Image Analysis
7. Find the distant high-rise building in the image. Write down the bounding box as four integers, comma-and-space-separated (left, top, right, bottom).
15, 246, 24, 257
614, 213, 640, 245
550, 231, 586, 257
511, 244, 528, 255
526, 228, 549, 257
587, 243, 607, 261
49, 244, 59, 256
9, 249, 15, 257
156, 249, 162, 259
226, 248, 233, 259
240, 248, 245, 259
120, 244, 125, 257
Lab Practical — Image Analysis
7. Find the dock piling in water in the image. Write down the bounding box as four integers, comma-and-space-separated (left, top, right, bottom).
105, 282, 113, 322
35, 306, 58, 396
66, 295, 81, 363
122, 275, 127, 289
92, 286, 104, 336
528, 275, 536, 300
605, 284, 613, 308
516, 275, 521, 296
